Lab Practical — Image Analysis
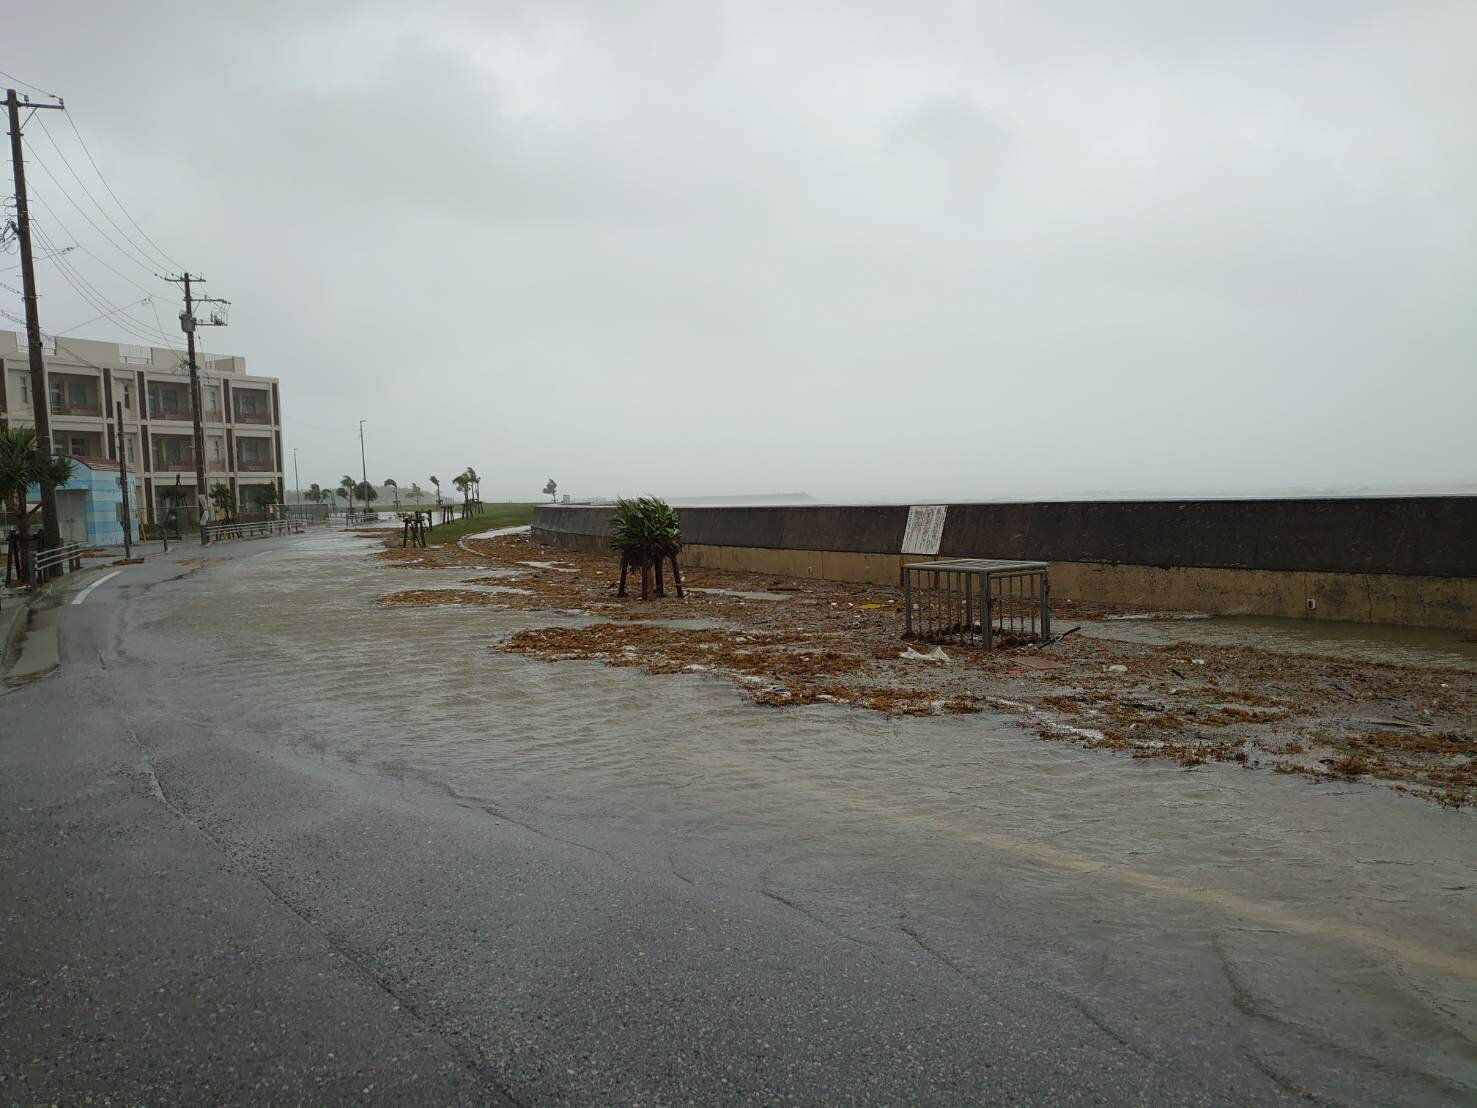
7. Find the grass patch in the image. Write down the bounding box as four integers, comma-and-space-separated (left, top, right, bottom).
419, 502, 536, 546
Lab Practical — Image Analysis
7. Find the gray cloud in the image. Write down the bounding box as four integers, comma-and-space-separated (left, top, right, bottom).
6, 0, 1474, 502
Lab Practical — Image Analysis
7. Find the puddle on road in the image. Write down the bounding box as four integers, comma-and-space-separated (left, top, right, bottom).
126, 530, 1477, 1096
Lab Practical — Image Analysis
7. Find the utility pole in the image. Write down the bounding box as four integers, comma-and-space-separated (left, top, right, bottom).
6, 88, 67, 552
293, 447, 301, 516
358, 420, 369, 515
114, 400, 132, 559
165, 273, 229, 546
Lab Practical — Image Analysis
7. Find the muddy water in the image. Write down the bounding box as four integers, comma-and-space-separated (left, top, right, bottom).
139, 532, 1477, 1097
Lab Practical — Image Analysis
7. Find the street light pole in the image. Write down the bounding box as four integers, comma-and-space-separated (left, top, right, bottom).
358, 420, 369, 515
293, 447, 301, 515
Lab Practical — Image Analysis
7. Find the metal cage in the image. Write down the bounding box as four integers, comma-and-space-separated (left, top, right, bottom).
903, 559, 1051, 648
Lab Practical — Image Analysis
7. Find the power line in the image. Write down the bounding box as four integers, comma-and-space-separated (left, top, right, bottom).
63, 110, 182, 273
27, 204, 176, 343
23, 141, 162, 280
0, 68, 60, 99
35, 112, 178, 275
31, 220, 175, 345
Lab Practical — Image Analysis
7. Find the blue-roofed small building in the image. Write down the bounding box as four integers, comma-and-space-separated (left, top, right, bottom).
30, 456, 142, 547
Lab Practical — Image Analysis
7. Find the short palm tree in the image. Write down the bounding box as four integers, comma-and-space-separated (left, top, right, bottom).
429, 475, 441, 505
611, 496, 683, 600
384, 477, 399, 509
0, 428, 76, 582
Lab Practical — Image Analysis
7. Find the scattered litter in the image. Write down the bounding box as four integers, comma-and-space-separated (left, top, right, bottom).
900, 645, 952, 663
1191, 659, 1206, 666
1015, 656, 1068, 671
859, 603, 888, 610
1105, 664, 1128, 674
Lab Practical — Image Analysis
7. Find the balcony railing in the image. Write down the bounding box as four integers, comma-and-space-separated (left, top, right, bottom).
153, 456, 197, 472
50, 400, 102, 417
233, 408, 271, 425
148, 404, 194, 422
235, 458, 275, 472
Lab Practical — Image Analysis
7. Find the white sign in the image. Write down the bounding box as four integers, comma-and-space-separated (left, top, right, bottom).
901, 505, 947, 555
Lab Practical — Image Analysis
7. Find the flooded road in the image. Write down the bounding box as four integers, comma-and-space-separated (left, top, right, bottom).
130, 530, 1477, 1101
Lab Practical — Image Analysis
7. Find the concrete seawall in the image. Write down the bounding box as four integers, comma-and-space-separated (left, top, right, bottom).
532, 498, 1477, 629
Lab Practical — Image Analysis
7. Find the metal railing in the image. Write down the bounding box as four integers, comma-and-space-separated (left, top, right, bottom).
31, 541, 86, 586
50, 400, 102, 417
903, 558, 1051, 648
204, 518, 304, 542
148, 405, 194, 421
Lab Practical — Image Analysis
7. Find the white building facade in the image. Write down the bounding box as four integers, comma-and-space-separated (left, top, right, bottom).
0, 330, 284, 536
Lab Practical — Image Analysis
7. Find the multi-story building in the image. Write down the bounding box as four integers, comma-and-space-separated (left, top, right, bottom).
0, 329, 284, 540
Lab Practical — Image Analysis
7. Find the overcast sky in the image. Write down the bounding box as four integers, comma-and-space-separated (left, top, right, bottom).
6, 1, 1474, 502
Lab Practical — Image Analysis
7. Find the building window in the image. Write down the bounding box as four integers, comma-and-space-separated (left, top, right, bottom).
49, 381, 61, 410
67, 381, 88, 406
240, 438, 261, 462
122, 383, 131, 409
119, 343, 152, 365
70, 436, 88, 457
210, 438, 223, 463
164, 438, 184, 462
126, 438, 135, 464
206, 386, 221, 415
15, 375, 26, 404
239, 393, 257, 416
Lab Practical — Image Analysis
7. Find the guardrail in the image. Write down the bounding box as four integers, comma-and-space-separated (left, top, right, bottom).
204, 519, 304, 542
31, 542, 85, 586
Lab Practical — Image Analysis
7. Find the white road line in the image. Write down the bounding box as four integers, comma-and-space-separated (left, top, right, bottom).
72, 570, 122, 605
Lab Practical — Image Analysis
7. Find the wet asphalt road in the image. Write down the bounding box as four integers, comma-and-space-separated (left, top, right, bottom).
1, 532, 1473, 1105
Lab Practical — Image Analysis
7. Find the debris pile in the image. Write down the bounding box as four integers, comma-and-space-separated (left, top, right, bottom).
367, 529, 1477, 808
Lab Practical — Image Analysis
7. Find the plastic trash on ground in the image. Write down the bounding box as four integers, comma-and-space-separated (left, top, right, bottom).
900, 645, 952, 663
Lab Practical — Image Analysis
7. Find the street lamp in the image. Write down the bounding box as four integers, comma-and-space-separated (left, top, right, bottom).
358, 420, 369, 516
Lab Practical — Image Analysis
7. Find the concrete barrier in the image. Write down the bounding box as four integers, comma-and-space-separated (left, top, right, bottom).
532, 499, 1477, 628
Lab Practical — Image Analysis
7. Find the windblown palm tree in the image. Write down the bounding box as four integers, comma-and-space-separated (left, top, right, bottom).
384, 477, 399, 509
429, 475, 441, 505
451, 469, 472, 510
0, 428, 76, 583
610, 496, 683, 601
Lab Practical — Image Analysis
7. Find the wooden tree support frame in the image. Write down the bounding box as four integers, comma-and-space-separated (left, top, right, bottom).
618, 551, 684, 600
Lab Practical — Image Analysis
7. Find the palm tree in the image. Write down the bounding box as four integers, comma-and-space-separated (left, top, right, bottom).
543, 479, 558, 502
305, 482, 324, 504
1, 428, 76, 583
208, 483, 237, 523
429, 475, 441, 506
408, 481, 423, 503
338, 475, 355, 516
610, 496, 683, 601
451, 470, 472, 512
466, 467, 481, 508
384, 477, 399, 509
